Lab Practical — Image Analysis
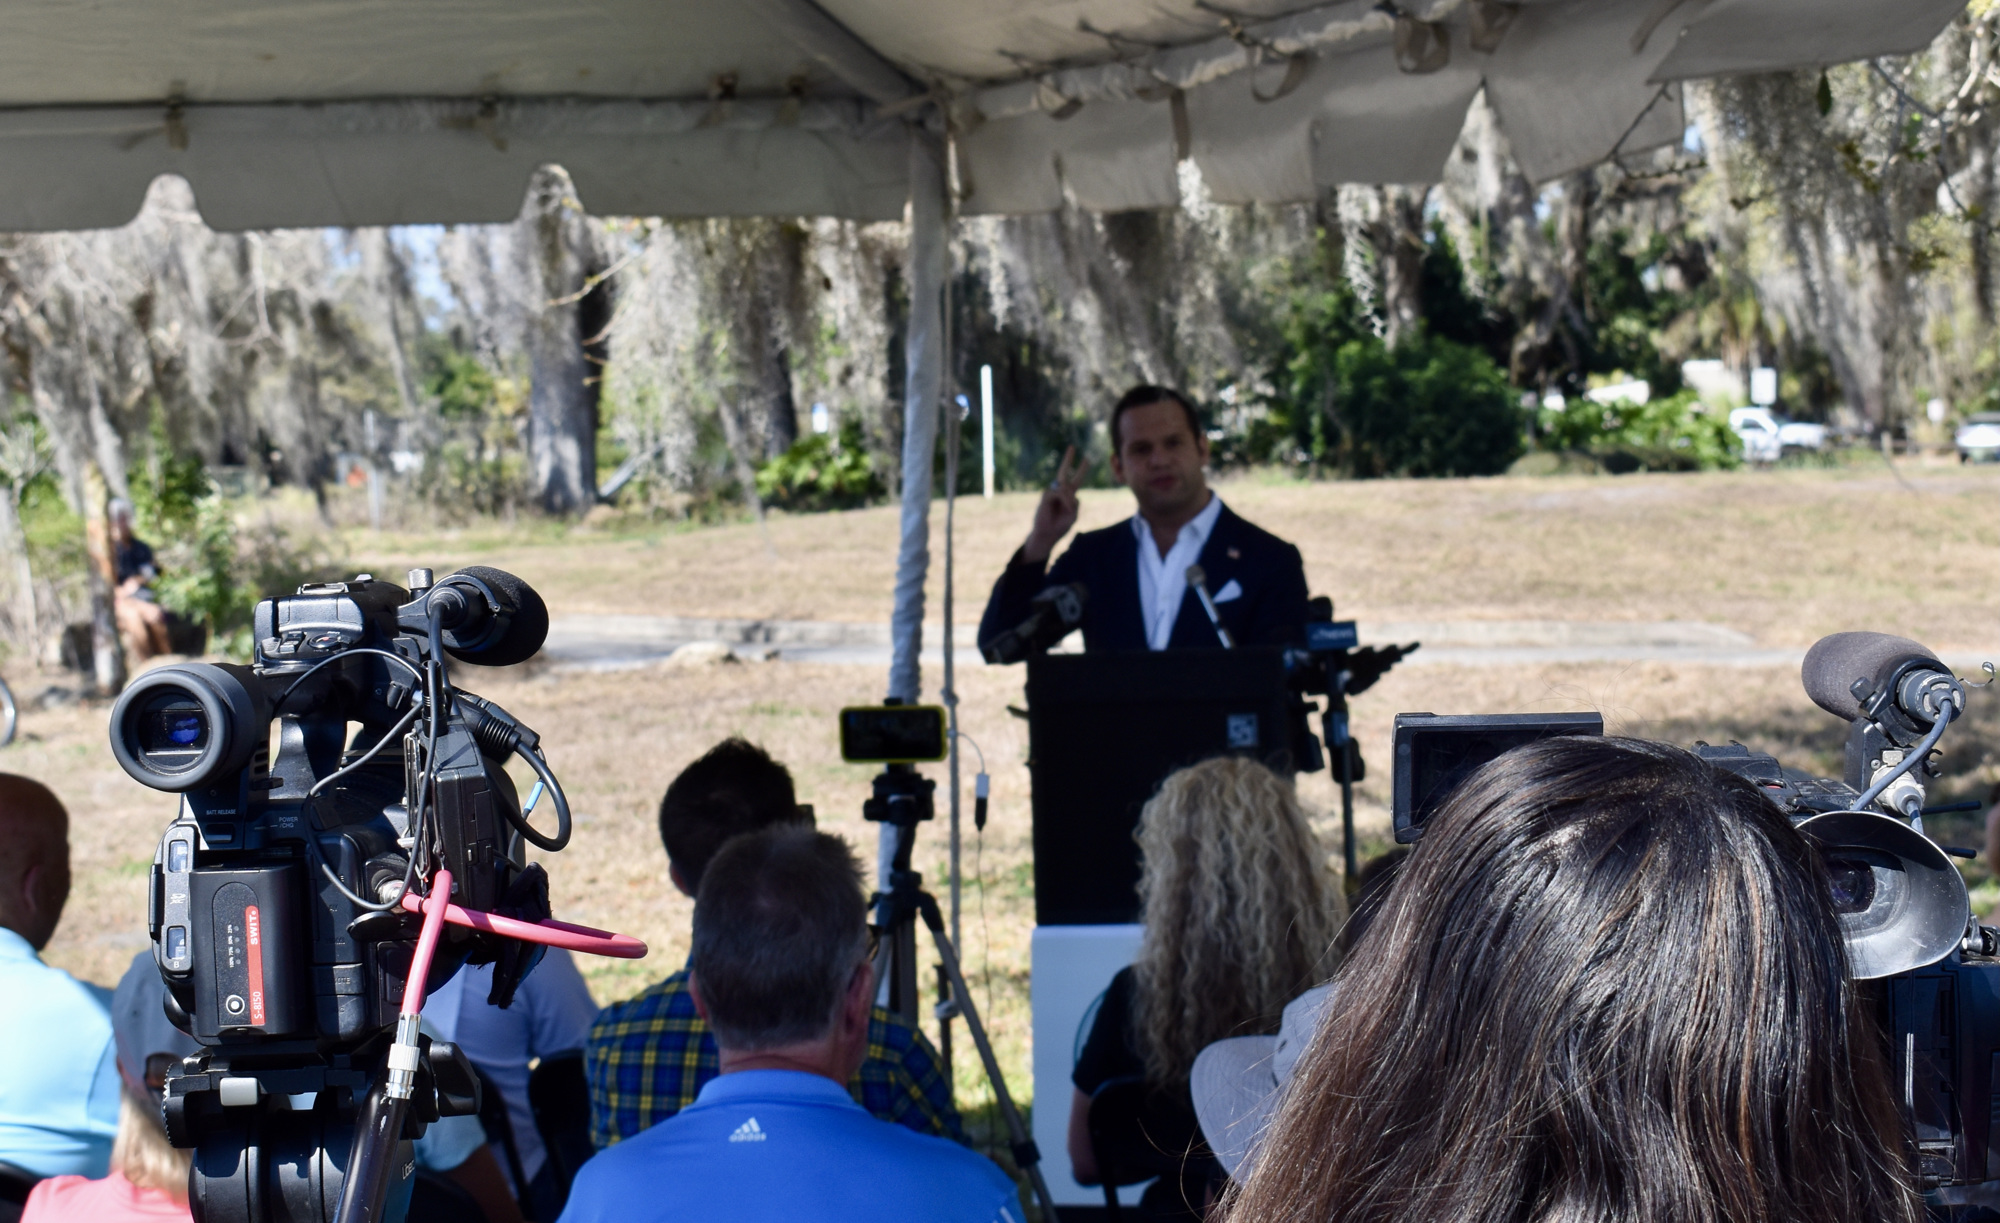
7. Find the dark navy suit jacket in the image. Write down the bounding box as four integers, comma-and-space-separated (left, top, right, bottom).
977, 502, 1310, 654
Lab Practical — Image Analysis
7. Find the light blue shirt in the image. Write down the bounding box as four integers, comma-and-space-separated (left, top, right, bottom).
557, 1069, 1020, 1223
425, 951, 598, 1180
0, 927, 120, 1177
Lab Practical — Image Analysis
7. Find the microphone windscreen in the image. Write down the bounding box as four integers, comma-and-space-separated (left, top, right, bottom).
446, 566, 549, 667
1801, 631, 1938, 721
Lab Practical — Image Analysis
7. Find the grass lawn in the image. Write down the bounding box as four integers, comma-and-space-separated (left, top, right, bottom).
337, 458, 2000, 648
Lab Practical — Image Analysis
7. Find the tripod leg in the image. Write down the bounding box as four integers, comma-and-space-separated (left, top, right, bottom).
914, 894, 1061, 1223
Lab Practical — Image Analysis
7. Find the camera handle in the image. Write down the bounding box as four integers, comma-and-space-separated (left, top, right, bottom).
868, 774, 1060, 1223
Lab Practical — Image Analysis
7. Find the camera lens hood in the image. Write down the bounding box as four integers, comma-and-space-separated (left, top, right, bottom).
1797, 810, 1969, 979
109, 663, 266, 793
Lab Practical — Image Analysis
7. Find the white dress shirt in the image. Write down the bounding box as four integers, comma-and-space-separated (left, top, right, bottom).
1132, 493, 1223, 650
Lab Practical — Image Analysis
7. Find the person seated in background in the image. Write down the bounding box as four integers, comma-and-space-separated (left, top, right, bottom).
21, 949, 200, 1222
426, 949, 598, 1220
1067, 757, 1343, 1221
586, 739, 959, 1148
108, 500, 171, 662
1218, 737, 1921, 1223
0, 776, 120, 1198
558, 828, 1019, 1223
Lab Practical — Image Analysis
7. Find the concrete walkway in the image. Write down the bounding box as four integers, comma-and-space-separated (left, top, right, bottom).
540, 614, 1987, 672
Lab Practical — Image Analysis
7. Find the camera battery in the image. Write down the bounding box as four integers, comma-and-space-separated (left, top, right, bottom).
190, 864, 306, 1040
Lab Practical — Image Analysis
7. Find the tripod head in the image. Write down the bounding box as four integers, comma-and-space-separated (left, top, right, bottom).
862, 763, 936, 830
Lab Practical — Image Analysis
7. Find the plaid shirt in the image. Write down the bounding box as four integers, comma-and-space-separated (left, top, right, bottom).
586, 964, 965, 1150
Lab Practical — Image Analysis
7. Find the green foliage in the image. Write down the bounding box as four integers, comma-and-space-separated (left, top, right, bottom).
755, 421, 884, 512
1247, 285, 1523, 478
131, 414, 330, 658
424, 346, 499, 421
1535, 388, 1741, 471
1330, 332, 1526, 478
417, 336, 526, 516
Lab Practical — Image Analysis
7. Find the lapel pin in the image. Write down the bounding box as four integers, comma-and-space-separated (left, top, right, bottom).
1227, 547, 1240, 560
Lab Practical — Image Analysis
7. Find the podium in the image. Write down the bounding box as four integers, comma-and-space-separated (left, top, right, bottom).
1025, 647, 1306, 926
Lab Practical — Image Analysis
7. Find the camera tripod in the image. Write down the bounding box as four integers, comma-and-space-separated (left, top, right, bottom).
865, 764, 1060, 1222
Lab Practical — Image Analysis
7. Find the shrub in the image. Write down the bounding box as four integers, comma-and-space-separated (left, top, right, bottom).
1329, 332, 1525, 478
1256, 284, 1523, 478
755, 420, 884, 512
1535, 388, 1740, 471
133, 424, 328, 658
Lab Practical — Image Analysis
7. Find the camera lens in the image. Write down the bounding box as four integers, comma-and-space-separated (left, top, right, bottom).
1824, 857, 1877, 914
138, 705, 208, 760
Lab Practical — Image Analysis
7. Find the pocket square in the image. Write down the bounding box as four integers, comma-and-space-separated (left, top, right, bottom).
1212, 578, 1243, 603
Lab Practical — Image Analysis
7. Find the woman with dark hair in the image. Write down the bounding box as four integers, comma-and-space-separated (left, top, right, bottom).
1222, 735, 1919, 1223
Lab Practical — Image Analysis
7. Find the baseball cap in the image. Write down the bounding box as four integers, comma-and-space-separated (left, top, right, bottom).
111, 950, 200, 1101
1189, 982, 1334, 1181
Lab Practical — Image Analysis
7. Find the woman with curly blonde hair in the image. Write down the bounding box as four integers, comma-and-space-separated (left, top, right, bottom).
1067, 756, 1343, 1219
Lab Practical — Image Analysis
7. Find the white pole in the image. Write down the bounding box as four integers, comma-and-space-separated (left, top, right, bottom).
980, 364, 995, 499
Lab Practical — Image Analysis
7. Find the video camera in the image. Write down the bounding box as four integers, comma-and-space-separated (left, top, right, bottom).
1393, 631, 1999, 1195
108, 566, 642, 1223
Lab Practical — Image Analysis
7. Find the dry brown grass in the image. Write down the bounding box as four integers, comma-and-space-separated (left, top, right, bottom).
335, 460, 2000, 648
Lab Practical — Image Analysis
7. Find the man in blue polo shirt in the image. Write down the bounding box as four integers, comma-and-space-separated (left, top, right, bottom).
557, 827, 1019, 1223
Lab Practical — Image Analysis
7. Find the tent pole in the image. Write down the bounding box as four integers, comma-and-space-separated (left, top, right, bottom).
880, 124, 948, 1031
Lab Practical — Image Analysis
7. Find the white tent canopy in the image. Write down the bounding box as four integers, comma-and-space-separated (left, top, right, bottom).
0, 0, 1970, 230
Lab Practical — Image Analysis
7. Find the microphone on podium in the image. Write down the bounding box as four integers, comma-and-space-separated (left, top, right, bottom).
1185, 565, 1234, 649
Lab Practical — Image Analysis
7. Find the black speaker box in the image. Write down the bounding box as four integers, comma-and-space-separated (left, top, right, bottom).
1026, 648, 1302, 925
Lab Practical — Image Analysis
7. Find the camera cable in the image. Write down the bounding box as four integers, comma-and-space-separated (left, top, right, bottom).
271, 647, 422, 715
508, 745, 573, 851
1853, 701, 1956, 817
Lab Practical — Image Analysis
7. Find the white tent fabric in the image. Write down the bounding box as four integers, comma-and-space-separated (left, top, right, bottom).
0, 0, 1969, 231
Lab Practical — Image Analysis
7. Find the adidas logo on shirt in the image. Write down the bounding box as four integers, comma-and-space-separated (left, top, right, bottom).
728, 1117, 767, 1143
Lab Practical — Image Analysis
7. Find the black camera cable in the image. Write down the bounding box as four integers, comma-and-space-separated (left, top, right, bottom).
271, 647, 423, 715
1853, 701, 1956, 817
451, 692, 573, 852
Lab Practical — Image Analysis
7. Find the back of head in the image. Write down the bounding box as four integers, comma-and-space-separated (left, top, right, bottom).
0, 774, 68, 947
1227, 736, 1917, 1223
111, 952, 195, 1199
1133, 756, 1341, 1088
658, 739, 804, 892
691, 827, 868, 1052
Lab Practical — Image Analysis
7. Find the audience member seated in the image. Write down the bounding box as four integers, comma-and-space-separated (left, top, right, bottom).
1218, 736, 1921, 1223
1067, 757, 1342, 1221
0, 777, 119, 1187
427, 950, 598, 1219
21, 950, 200, 1222
408, 1051, 528, 1223
586, 739, 959, 1148
558, 828, 1020, 1223
108, 500, 171, 663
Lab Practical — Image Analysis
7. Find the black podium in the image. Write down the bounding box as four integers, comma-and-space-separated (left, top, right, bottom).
1026, 648, 1305, 925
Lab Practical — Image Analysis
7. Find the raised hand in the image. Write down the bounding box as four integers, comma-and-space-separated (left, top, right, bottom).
1023, 446, 1084, 562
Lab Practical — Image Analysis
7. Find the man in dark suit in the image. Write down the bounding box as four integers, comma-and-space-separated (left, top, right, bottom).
979, 385, 1310, 655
